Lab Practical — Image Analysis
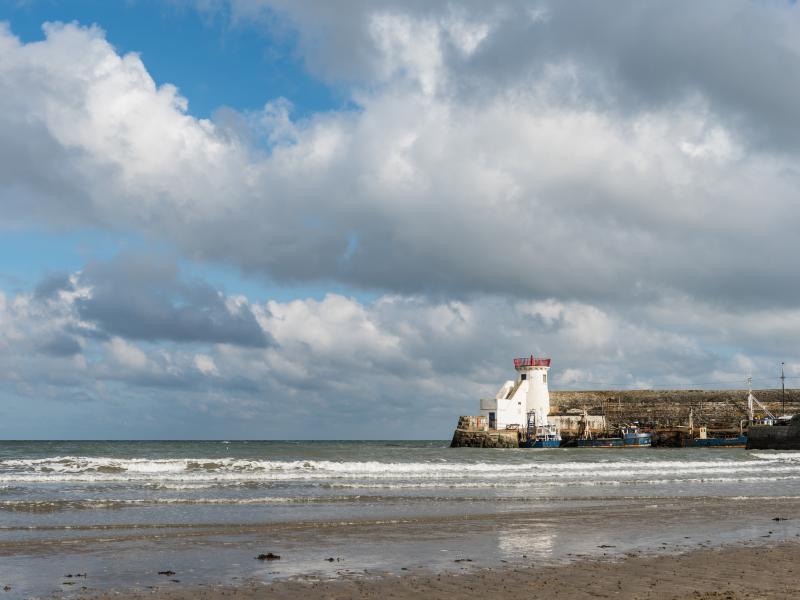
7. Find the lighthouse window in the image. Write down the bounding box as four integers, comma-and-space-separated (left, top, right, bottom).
543, 373, 547, 383
520, 374, 527, 380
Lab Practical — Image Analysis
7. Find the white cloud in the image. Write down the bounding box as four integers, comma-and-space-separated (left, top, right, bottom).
3, 2, 800, 435
194, 353, 219, 375
108, 337, 149, 371
0, 267, 796, 437
2, 17, 800, 306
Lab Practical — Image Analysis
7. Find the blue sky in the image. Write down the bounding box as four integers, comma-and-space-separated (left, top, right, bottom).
1, 0, 799, 438
2, 0, 343, 118
0, 0, 350, 302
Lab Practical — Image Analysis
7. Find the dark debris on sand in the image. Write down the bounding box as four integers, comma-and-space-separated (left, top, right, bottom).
256, 553, 281, 561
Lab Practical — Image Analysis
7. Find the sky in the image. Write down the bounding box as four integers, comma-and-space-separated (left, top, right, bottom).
1, 0, 800, 439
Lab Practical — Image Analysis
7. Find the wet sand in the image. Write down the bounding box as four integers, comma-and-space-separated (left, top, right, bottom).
54, 541, 800, 599
4, 496, 800, 598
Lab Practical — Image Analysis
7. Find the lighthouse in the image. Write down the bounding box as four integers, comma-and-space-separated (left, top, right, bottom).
473, 355, 561, 447
479, 356, 555, 430
514, 355, 552, 428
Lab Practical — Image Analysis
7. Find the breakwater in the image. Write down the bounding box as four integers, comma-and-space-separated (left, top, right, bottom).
451, 389, 800, 448
551, 389, 800, 428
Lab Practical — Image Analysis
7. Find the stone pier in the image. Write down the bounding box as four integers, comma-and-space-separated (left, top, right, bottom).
450, 389, 800, 448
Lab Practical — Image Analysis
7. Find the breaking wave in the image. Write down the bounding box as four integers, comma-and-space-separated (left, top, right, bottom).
3, 454, 800, 486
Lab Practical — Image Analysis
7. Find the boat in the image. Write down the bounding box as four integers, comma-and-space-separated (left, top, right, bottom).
692, 434, 748, 447
621, 425, 653, 447
523, 411, 561, 448
744, 378, 799, 449
679, 407, 747, 447
572, 410, 651, 448
574, 428, 652, 448
691, 425, 747, 447
576, 436, 624, 448
747, 415, 800, 449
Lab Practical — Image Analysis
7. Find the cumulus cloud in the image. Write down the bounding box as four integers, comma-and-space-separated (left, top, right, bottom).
1, 2, 800, 436
33, 272, 74, 300
35, 332, 82, 357
0, 266, 796, 438
230, 0, 800, 148
74, 254, 272, 347
1, 11, 800, 307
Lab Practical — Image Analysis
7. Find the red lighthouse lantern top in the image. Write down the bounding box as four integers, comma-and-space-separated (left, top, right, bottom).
513, 355, 551, 368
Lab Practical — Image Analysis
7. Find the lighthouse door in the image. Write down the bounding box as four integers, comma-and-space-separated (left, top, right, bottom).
488, 412, 496, 430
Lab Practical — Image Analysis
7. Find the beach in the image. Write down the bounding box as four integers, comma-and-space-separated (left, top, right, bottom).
69, 541, 800, 599
2, 441, 800, 598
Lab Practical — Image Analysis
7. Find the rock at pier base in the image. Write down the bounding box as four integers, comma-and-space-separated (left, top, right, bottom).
450, 426, 519, 448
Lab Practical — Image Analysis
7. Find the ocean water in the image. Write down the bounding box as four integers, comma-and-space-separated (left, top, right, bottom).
2, 441, 800, 526
2, 441, 800, 595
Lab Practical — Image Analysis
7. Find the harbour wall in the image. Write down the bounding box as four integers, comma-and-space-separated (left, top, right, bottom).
451, 389, 800, 448
551, 389, 800, 429
449, 416, 519, 448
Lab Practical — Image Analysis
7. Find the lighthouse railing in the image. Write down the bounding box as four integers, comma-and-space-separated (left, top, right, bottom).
514, 357, 551, 368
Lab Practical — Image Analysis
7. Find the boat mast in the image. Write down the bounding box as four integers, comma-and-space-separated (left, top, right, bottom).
781, 362, 786, 415
747, 377, 776, 422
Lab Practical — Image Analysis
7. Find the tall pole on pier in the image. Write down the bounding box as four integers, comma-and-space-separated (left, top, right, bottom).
781, 362, 786, 415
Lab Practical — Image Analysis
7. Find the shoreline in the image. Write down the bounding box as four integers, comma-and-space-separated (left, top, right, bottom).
5, 444, 800, 598
48, 540, 800, 599
3, 496, 799, 598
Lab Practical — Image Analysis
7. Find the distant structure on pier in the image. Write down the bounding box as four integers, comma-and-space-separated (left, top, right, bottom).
480, 356, 552, 430
450, 355, 800, 448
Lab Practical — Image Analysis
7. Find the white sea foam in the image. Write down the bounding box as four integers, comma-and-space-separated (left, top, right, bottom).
320, 474, 800, 489
3, 455, 800, 487
750, 452, 800, 461
0, 495, 356, 510
2, 456, 791, 473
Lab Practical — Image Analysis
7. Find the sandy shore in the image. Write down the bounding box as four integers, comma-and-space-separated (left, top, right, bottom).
58, 541, 800, 600
2, 496, 798, 598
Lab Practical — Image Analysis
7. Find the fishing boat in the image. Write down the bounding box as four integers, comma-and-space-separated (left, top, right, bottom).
691, 426, 747, 447
523, 411, 561, 448
748, 415, 800, 449
692, 434, 748, 447
576, 435, 624, 448
680, 407, 747, 447
621, 425, 653, 447
745, 378, 799, 449
575, 428, 652, 448
574, 409, 651, 448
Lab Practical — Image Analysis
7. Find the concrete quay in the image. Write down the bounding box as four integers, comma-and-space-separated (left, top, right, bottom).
451, 389, 800, 448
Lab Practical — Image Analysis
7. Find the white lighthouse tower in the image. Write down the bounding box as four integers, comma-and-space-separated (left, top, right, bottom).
514, 355, 552, 427
479, 355, 560, 447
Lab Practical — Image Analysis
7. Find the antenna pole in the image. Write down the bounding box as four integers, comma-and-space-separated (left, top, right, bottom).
781, 362, 786, 415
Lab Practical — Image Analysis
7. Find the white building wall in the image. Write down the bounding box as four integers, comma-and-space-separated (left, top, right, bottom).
525, 367, 551, 426
480, 380, 527, 429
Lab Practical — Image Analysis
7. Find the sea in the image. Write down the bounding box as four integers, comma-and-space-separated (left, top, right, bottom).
2, 441, 800, 595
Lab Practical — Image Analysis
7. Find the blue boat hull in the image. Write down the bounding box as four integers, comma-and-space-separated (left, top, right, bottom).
623, 435, 652, 447
524, 439, 561, 448
577, 438, 624, 448
692, 435, 747, 447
